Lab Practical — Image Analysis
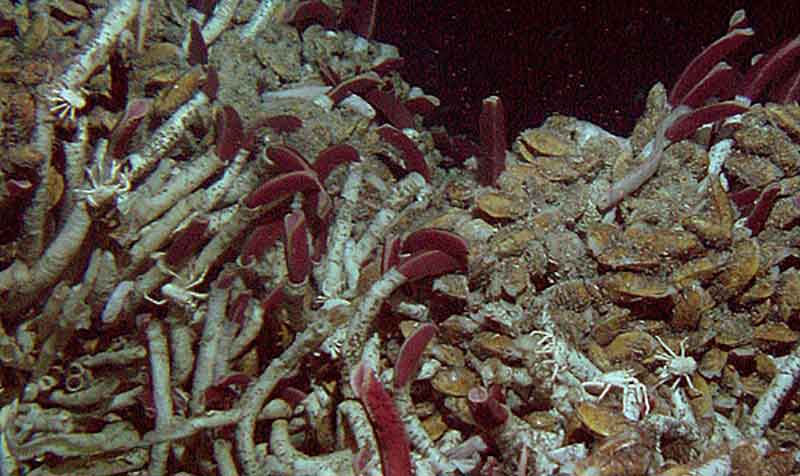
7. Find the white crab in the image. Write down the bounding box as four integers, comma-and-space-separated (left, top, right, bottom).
49, 86, 87, 122
145, 257, 209, 314
582, 369, 650, 418
653, 336, 697, 391
530, 330, 564, 381
74, 147, 131, 207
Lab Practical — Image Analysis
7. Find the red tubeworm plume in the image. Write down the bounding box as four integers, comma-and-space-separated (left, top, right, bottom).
202, 66, 219, 100
260, 286, 286, 314
403, 94, 440, 118
393, 323, 436, 389
739, 35, 800, 102
351, 362, 412, 476
402, 228, 469, 270
377, 125, 429, 181
260, 147, 334, 221
228, 292, 252, 324
267, 144, 310, 172
665, 100, 748, 142
380, 235, 403, 274
478, 95, 507, 187
668, 26, 753, 106
108, 98, 151, 159
327, 72, 381, 106
239, 220, 282, 265
745, 183, 780, 236
314, 144, 359, 181
280, 0, 337, 30
106, 50, 128, 112
730, 186, 761, 214
164, 217, 209, 267
667, 10, 800, 109
282, 209, 311, 285
281, 209, 313, 330
365, 88, 415, 129
263, 144, 357, 216
397, 250, 464, 281
317, 61, 341, 86
772, 67, 800, 103
188, 20, 208, 66
244, 170, 323, 210
678, 62, 735, 109
467, 386, 508, 430
370, 57, 405, 76
431, 128, 481, 166
216, 105, 244, 162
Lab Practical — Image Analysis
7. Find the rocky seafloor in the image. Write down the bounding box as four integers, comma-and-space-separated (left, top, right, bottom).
1, 1, 800, 475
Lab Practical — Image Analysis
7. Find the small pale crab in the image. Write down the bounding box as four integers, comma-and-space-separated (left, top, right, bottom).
653, 336, 697, 391
145, 254, 209, 316
49, 85, 88, 123
529, 330, 564, 382
581, 369, 650, 418
74, 145, 131, 207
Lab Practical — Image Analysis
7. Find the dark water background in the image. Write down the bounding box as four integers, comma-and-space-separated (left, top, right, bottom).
375, 0, 800, 139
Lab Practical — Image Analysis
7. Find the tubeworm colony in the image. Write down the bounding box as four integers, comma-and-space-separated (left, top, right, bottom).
0, 3, 800, 476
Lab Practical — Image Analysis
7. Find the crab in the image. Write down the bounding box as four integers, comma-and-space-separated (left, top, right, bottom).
529, 330, 564, 381
74, 147, 131, 207
49, 86, 88, 123
653, 336, 697, 391
145, 256, 209, 316
528, 330, 651, 419
581, 369, 651, 418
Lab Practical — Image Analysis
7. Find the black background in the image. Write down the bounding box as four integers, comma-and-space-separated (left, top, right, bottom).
375, 1, 800, 140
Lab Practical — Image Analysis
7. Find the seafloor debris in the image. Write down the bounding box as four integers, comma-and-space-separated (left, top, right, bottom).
1, 2, 800, 476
